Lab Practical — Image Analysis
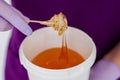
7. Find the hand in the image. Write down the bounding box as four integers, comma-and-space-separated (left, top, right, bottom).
0, 1, 32, 35
104, 42, 120, 68
90, 42, 120, 80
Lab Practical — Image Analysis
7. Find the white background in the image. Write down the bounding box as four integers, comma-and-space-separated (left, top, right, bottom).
0, 0, 12, 80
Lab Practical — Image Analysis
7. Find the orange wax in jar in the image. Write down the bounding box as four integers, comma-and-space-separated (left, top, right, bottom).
32, 36, 85, 69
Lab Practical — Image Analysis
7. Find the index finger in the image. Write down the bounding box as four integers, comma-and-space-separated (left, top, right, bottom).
0, 1, 32, 35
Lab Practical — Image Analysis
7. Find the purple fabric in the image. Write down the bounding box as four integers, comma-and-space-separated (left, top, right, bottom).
90, 59, 120, 80
5, 0, 120, 80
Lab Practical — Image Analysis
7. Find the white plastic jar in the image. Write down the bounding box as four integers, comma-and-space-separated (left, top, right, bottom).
19, 27, 96, 80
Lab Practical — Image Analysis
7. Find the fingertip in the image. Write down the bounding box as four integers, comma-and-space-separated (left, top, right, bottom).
24, 28, 32, 36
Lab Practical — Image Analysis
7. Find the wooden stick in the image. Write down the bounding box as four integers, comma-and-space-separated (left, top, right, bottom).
26, 20, 53, 26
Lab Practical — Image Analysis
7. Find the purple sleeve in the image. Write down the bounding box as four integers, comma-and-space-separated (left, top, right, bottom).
89, 59, 120, 80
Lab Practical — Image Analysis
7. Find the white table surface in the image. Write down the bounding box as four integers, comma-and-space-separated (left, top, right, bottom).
0, 30, 12, 80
